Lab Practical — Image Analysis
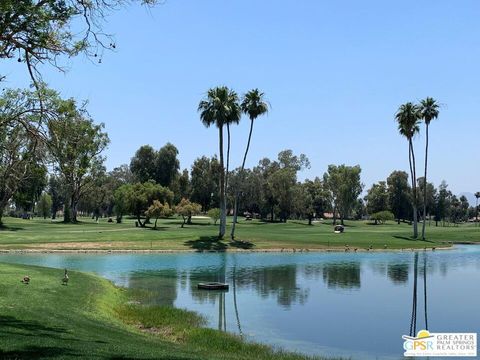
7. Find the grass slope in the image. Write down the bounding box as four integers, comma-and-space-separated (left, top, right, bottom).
0, 262, 323, 360
0, 216, 479, 251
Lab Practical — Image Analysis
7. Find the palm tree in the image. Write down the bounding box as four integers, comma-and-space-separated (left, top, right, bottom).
224, 89, 241, 194
475, 192, 480, 226
198, 86, 238, 239
230, 89, 269, 240
396, 102, 421, 239
419, 98, 439, 240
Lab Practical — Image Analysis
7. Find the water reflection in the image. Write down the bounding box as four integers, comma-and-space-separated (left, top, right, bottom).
387, 263, 409, 284
1, 246, 479, 360
322, 262, 361, 289
409, 252, 429, 336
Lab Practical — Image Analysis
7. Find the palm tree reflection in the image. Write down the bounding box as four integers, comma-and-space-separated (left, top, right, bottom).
409, 252, 429, 336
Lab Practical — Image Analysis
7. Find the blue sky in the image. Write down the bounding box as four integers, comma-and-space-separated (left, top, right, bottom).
2, 0, 480, 196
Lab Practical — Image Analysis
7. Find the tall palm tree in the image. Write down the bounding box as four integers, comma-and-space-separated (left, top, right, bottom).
396, 102, 421, 239
198, 86, 237, 239
224, 89, 241, 194
230, 89, 269, 240
419, 98, 439, 240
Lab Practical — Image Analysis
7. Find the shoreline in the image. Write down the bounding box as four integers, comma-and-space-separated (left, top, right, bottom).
0, 245, 455, 254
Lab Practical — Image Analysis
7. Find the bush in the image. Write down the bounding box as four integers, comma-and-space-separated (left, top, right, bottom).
370, 211, 394, 224
207, 208, 220, 225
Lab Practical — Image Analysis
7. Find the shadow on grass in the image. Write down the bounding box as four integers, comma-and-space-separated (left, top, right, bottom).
288, 221, 314, 227
392, 235, 436, 243
184, 236, 227, 252
0, 346, 76, 359
147, 226, 169, 231
0, 225, 25, 232
229, 240, 255, 249
392, 235, 416, 241
0, 315, 79, 344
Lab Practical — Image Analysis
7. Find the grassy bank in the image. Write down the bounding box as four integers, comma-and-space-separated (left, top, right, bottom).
0, 216, 479, 251
0, 262, 323, 360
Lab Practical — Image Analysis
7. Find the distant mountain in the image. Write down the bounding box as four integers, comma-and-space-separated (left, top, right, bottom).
459, 192, 477, 207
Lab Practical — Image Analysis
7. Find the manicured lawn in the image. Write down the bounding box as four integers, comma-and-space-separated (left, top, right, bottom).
0, 216, 479, 251
0, 262, 322, 360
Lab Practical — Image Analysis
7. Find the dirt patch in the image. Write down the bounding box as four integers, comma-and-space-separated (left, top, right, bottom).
136, 324, 186, 343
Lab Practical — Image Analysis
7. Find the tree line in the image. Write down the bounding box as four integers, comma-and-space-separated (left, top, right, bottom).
1, 84, 476, 236
1, 2, 478, 239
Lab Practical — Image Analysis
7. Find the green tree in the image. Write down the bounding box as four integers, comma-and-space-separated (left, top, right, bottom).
37, 193, 52, 219
323, 164, 363, 225
110, 164, 136, 184
170, 169, 191, 204
190, 156, 220, 211
231, 89, 269, 239
292, 178, 329, 225
145, 200, 164, 229
130, 145, 157, 183
434, 181, 449, 226
0, 87, 56, 224
155, 143, 180, 187
198, 86, 240, 238
396, 102, 421, 238
47, 175, 65, 219
47, 102, 109, 223
14, 161, 47, 213
175, 198, 201, 228
370, 211, 394, 225
419, 97, 440, 239
269, 168, 296, 222
208, 208, 221, 225
365, 181, 389, 215
113, 184, 131, 223
387, 171, 411, 224
118, 181, 173, 227
417, 177, 436, 226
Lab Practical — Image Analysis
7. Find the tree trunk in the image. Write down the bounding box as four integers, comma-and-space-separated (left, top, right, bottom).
421, 124, 429, 240
408, 140, 418, 239
231, 119, 255, 240
187, 214, 192, 225
308, 216, 313, 225
333, 204, 337, 225
218, 126, 226, 238
476, 198, 479, 225
270, 206, 274, 222
154, 218, 158, 229
225, 123, 231, 191
137, 214, 148, 227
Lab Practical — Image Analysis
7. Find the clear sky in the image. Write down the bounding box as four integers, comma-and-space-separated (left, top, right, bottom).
2, 0, 479, 196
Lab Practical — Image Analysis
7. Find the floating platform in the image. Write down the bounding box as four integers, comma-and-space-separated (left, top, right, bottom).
197, 282, 229, 291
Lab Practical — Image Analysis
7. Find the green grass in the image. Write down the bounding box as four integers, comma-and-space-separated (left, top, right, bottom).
0, 262, 325, 360
0, 216, 479, 251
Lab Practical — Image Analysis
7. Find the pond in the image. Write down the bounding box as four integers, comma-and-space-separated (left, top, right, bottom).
1, 246, 479, 359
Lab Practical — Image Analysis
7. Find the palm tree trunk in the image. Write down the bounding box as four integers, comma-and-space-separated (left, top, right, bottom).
218, 126, 226, 238
423, 253, 428, 330
226, 123, 231, 191
232, 266, 243, 336
409, 140, 418, 239
410, 252, 419, 337
231, 119, 254, 239
422, 124, 429, 240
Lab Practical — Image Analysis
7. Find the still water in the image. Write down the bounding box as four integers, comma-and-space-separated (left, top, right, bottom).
1, 246, 479, 359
